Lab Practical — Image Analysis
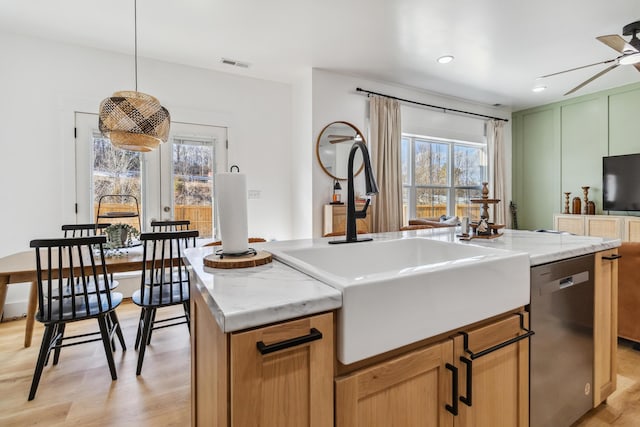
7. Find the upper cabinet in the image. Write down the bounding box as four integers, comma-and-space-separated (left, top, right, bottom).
513, 82, 640, 231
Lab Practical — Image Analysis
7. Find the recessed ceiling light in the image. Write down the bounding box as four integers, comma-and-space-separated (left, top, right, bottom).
532, 85, 547, 93
437, 55, 454, 64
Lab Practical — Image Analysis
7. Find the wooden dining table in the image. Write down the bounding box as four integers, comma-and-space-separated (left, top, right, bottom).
0, 246, 150, 347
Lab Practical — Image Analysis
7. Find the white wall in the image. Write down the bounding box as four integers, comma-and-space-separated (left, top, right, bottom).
311, 69, 512, 237
0, 31, 294, 312
0, 31, 294, 258
290, 71, 313, 239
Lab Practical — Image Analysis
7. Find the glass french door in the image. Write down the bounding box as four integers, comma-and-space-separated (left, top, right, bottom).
75, 112, 227, 237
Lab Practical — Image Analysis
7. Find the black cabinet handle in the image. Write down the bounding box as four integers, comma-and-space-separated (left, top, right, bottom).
459, 356, 473, 407
445, 363, 459, 416
602, 254, 622, 260
256, 328, 323, 355
459, 313, 534, 360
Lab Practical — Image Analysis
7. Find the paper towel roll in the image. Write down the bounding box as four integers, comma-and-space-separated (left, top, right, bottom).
215, 172, 249, 254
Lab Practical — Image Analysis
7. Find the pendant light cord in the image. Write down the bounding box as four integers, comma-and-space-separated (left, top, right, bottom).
134, 0, 138, 92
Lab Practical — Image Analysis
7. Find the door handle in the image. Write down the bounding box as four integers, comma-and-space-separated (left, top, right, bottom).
256, 328, 323, 355
459, 356, 472, 407
445, 363, 459, 416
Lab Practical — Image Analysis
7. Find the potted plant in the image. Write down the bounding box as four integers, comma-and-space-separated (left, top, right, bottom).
104, 223, 139, 248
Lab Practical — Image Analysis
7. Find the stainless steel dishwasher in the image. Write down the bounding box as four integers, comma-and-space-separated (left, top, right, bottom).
530, 254, 594, 427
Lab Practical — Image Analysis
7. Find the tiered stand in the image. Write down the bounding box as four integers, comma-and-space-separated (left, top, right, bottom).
467, 182, 505, 239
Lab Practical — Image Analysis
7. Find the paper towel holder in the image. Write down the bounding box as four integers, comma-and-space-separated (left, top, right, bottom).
215, 247, 257, 259
230, 165, 240, 172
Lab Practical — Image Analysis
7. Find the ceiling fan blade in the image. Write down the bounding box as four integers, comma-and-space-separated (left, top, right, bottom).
329, 137, 353, 144
540, 58, 616, 78
597, 35, 638, 53
564, 64, 619, 95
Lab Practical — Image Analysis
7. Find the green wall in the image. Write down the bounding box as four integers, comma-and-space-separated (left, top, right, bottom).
512, 82, 640, 230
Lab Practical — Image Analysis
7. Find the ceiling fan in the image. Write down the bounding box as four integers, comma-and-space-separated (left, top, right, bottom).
327, 134, 363, 144
541, 20, 640, 95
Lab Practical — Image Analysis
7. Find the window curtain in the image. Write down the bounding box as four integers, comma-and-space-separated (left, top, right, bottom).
370, 95, 403, 232
487, 119, 508, 227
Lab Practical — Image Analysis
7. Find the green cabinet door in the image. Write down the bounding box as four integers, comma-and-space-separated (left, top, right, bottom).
561, 98, 608, 214
609, 88, 640, 156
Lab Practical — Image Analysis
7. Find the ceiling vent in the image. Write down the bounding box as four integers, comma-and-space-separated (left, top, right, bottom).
221, 58, 250, 68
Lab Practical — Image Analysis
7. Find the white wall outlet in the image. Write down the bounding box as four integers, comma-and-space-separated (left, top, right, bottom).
248, 190, 261, 199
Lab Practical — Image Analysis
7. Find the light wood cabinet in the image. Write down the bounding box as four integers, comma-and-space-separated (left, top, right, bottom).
554, 213, 640, 241
624, 217, 640, 242
593, 249, 619, 407
452, 313, 530, 427
323, 203, 372, 236
335, 311, 530, 427
335, 340, 454, 427
555, 214, 585, 235
191, 284, 334, 427
230, 313, 334, 427
192, 284, 228, 427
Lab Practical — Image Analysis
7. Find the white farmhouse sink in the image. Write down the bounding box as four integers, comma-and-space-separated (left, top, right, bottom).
269, 237, 530, 364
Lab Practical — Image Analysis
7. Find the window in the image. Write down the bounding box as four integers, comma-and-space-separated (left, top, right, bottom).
171, 138, 215, 237
92, 135, 143, 230
401, 135, 486, 223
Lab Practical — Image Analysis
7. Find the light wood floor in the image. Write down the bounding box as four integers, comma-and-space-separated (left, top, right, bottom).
0, 300, 190, 426
574, 339, 640, 426
2, 302, 640, 426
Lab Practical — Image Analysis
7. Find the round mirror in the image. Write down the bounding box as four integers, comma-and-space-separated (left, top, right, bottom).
316, 121, 365, 181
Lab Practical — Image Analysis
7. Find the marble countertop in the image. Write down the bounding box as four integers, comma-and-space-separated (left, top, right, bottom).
371, 228, 621, 266
185, 246, 342, 333
186, 228, 620, 334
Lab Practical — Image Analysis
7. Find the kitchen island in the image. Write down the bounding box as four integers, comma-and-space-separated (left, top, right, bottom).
186, 228, 620, 427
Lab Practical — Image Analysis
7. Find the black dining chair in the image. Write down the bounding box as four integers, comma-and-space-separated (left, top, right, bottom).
150, 219, 191, 232
133, 229, 199, 375
62, 223, 111, 237
28, 235, 126, 400
62, 223, 118, 287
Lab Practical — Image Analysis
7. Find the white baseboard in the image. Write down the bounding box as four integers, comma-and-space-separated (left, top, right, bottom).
1, 301, 28, 322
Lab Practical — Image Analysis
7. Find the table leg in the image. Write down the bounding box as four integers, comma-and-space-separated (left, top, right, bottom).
24, 281, 37, 347
0, 276, 8, 323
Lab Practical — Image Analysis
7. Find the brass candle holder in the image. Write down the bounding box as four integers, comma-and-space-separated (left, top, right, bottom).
582, 186, 590, 215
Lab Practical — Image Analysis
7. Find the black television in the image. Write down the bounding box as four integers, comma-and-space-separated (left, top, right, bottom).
603, 153, 640, 211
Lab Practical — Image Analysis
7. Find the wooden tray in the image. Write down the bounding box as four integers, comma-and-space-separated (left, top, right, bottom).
203, 251, 272, 269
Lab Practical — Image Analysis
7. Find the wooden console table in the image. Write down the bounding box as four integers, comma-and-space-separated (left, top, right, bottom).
323, 203, 372, 237
554, 213, 640, 241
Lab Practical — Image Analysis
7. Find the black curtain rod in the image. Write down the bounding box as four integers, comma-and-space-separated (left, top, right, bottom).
356, 87, 509, 122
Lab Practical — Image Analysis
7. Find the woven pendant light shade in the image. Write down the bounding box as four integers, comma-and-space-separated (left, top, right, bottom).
99, 91, 170, 152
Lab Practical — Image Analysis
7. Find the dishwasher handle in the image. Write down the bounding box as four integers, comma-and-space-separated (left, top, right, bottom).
539, 270, 589, 295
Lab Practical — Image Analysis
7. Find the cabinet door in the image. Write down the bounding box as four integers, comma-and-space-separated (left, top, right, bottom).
335, 340, 454, 427
453, 313, 530, 427
554, 214, 585, 235
594, 249, 619, 406
624, 217, 640, 242
230, 312, 333, 427
585, 217, 623, 239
